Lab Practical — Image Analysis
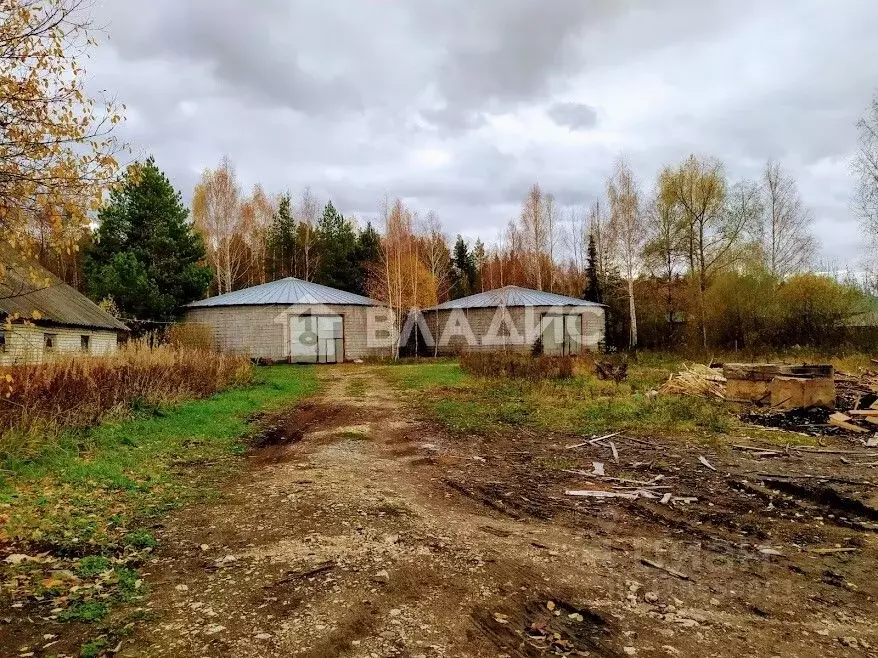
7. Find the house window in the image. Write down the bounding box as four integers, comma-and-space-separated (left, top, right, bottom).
44, 333, 57, 351
81, 335, 90, 352
0, 331, 6, 352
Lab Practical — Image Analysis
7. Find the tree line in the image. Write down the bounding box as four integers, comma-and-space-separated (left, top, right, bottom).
2, 0, 877, 352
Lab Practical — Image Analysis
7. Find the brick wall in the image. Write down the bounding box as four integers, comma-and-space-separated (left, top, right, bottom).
417, 305, 606, 356
185, 304, 395, 361
0, 326, 119, 366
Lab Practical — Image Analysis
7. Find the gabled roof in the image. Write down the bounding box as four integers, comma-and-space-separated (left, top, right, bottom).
186, 277, 384, 308
0, 244, 128, 331
423, 285, 603, 311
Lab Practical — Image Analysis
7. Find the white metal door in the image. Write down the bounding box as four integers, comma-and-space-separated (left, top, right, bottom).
290, 315, 319, 363
316, 315, 343, 364
564, 315, 582, 355
541, 315, 564, 355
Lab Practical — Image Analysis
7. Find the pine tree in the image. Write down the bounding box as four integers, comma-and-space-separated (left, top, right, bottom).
84, 157, 213, 321
451, 235, 476, 298
353, 222, 381, 296
267, 193, 296, 279
314, 201, 359, 292
583, 234, 603, 304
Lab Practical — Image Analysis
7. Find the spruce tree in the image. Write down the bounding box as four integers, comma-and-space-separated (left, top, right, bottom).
584, 234, 603, 304
314, 201, 359, 292
352, 222, 381, 296
451, 235, 476, 298
267, 193, 296, 279
84, 157, 213, 321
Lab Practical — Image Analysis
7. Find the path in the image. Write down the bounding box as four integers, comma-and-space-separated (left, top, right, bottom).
122, 366, 876, 657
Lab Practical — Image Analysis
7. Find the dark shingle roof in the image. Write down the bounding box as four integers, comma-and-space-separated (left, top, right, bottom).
186, 277, 384, 308
423, 285, 603, 311
0, 244, 127, 331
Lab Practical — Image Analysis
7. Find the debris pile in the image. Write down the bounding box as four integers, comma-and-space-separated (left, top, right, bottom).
835, 369, 878, 411
659, 363, 727, 399
596, 361, 629, 383
741, 367, 878, 436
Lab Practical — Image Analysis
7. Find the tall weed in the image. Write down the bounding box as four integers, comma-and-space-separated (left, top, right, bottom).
0, 345, 252, 453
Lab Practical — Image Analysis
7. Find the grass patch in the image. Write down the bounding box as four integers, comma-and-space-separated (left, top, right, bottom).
0, 365, 318, 636
387, 361, 466, 391
382, 359, 735, 440
345, 377, 368, 398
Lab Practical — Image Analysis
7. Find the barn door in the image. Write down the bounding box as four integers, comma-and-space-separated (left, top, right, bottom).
541, 314, 564, 355
564, 314, 583, 355
316, 315, 344, 364
290, 315, 319, 363
290, 315, 344, 364
541, 314, 582, 356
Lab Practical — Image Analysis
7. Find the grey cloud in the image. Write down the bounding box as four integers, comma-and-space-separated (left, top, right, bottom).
83, 0, 878, 262
547, 102, 598, 131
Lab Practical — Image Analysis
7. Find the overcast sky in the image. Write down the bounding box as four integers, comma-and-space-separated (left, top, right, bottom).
87, 0, 878, 264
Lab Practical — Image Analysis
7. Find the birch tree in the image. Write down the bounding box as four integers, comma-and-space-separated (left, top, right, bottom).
660, 155, 740, 347
240, 184, 274, 285
0, 0, 123, 254
520, 184, 548, 290
760, 160, 816, 277
192, 157, 246, 294
588, 199, 615, 287
607, 158, 645, 348
855, 95, 878, 249
420, 210, 451, 356
297, 186, 320, 281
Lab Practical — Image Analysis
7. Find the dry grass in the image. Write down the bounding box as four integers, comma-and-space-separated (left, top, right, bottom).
167, 322, 214, 350
460, 351, 575, 380
0, 344, 252, 444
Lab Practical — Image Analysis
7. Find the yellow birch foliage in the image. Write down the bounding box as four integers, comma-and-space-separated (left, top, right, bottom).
0, 0, 124, 255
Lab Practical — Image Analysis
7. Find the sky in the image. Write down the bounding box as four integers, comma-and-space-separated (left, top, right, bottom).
86, 0, 878, 264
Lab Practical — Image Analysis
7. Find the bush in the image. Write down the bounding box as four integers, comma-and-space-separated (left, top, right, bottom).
460, 350, 574, 380
0, 344, 252, 441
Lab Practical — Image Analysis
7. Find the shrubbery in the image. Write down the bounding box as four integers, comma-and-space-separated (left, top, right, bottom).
0, 344, 251, 440
460, 350, 574, 380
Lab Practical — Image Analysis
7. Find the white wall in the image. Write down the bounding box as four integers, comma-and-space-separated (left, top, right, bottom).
0, 325, 119, 366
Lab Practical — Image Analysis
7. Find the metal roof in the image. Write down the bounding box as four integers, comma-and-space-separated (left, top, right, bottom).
423, 286, 603, 311
186, 277, 384, 308
0, 244, 128, 331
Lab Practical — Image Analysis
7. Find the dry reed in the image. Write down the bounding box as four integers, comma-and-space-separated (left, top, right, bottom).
0, 344, 252, 437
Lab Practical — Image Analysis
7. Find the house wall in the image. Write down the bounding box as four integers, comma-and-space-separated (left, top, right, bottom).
0, 325, 119, 366
185, 304, 396, 361
416, 306, 606, 356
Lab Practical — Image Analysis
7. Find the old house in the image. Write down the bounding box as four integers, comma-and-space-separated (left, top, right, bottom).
411, 285, 605, 356
185, 278, 395, 363
0, 248, 127, 365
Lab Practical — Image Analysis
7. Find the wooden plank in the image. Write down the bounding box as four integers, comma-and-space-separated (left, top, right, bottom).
829, 412, 869, 434
770, 376, 835, 411
724, 363, 834, 382
848, 409, 878, 416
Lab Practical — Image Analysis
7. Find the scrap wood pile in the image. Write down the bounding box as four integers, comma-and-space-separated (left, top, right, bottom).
835, 368, 878, 410
742, 366, 878, 436
659, 363, 727, 399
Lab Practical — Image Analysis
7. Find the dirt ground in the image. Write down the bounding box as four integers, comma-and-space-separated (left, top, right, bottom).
120, 366, 878, 658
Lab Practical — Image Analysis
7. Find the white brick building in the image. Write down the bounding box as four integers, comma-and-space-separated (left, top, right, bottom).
185, 278, 395, 363
1, 247, 127, 365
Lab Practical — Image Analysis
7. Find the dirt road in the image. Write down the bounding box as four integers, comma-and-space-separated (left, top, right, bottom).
123, 366, 877, 657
